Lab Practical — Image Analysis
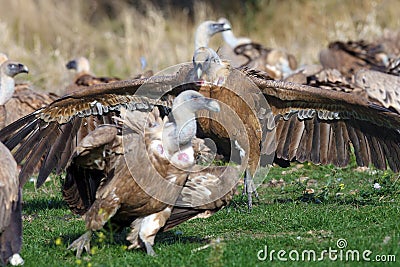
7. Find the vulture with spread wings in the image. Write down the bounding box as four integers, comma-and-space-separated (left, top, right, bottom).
62, 90, 224, 257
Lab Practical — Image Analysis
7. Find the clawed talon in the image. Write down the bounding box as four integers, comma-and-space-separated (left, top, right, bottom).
68, 231, 92, 258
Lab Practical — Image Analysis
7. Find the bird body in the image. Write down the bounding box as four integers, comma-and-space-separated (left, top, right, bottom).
65, 57, 120, 94
0, 142, 23, 266
62, 90, 220, 257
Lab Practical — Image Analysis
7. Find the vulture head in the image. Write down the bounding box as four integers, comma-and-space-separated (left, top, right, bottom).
194, 20, 231, 50
1, 61, 28, 78
0, 60, 29, 105
218, 17, 252, 48
164, 90, 220, 154
66, 57, 90, 73
192, 47, 230, 86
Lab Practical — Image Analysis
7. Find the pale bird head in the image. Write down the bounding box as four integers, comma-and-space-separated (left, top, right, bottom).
217, 17, 232, 28
194, 20, 231, 50
0, 60, 28, 105
66, 56, 90, 73
173, 90, 220, 114
1, 60, 29, 78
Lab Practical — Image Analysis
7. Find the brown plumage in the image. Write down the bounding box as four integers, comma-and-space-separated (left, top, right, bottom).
319, 40, 395, 77
65, 57, 120, 94
2, 83, 58, 128
0, 57, 57, 129
163, 165, 239, 232
379, 30, 400, 56
0, 143, 23, 266
248, 67, 400, 171
190, 47, 275, 209
62, 90, 220, 257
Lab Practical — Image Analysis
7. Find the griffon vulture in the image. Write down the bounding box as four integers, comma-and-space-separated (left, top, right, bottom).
319, 40, 395, 77
62, 90, 220, 257
65, 57, 120, 94
217, 18, 297, 80
0, 57, 57, 129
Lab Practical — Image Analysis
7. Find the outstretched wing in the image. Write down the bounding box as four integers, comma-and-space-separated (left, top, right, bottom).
0, 70, 191, 188
249, 70, 400, 171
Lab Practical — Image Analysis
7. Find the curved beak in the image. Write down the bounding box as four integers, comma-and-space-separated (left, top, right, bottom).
204, 98, 220, 112
210, 22, 231, 35
19, 64, 29, 74
195, 63, 203, 80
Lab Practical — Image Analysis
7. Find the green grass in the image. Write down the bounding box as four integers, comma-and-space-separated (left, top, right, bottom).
20, 162, 399, 267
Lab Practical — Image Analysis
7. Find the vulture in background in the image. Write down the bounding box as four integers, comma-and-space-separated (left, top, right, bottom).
379, 29, 400, 56
0, 59, 28, 266
61, 90, 221, 257
0, 55, 57, 129
194, 20, 231, 50
65, 56, 120, 94
319, 39, 400, 77
217, 18, 298, 80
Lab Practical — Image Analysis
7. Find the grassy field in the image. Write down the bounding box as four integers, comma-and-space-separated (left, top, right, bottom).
21, 160, 399, 266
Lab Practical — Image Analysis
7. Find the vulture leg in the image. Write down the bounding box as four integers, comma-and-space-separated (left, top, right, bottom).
235, 140, 258, 209
67, 231, 92, 258
243, 169, 259, 210
127, 207, 172, 256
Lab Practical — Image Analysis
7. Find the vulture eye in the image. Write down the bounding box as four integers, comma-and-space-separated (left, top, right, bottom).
8, 63, 18, 70
362, 77, 367, 84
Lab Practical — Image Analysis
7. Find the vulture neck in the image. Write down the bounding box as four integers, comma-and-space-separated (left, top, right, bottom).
194, 26, 211, 51
222, 30, 239, 48
0, 74, 15, 105
222, 30, 251, 48
172, 108, 197, 148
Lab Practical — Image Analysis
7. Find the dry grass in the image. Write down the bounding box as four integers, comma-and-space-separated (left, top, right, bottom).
0, 0, 399, 94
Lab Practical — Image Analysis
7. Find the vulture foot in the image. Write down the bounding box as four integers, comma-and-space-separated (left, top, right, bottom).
144, 242, 157, 256
68, 231, 92, 258
242, 169, 259, 210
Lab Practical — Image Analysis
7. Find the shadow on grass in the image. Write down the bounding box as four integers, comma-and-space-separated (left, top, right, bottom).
23, 197, 67, 213
156, 231, 210, 246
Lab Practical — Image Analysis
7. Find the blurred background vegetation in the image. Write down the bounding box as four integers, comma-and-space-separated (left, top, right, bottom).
0, 0, 399, 94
